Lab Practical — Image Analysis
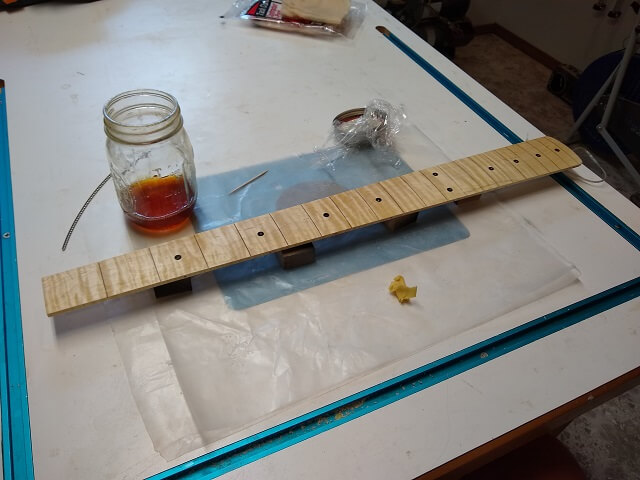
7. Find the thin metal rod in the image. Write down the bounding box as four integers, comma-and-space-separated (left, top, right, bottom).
601, 20, 639, 127
61, 173, 112, 251
228, 170, 268, 195
591, 17, 640, 188
597, 127, 640, 186
565, 64, 619, 141
566, 16, 639, 142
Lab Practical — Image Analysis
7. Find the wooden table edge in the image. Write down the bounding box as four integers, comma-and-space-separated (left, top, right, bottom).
415, 365, 640, 480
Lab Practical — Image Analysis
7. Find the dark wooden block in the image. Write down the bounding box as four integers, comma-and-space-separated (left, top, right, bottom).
277, 243, 316, 270
154, 277, 192, 298
383, 212, 418, 232
455, 194, 482, 205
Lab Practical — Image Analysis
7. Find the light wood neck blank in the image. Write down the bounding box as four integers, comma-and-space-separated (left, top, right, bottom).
42, 136, 581, 317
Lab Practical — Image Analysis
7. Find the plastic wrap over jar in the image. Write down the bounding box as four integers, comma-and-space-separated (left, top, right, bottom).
322, 99, 411, 170
332, 99, 406, 149
104, 89, 197, 234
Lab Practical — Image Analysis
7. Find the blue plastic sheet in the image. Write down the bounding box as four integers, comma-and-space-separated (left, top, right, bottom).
192, 147, 469, 309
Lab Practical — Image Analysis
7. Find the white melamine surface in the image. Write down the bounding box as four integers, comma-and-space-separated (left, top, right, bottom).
1, 1, 639, 479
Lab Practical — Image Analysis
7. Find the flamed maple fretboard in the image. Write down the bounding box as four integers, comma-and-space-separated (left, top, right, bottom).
42, 136, 581, 316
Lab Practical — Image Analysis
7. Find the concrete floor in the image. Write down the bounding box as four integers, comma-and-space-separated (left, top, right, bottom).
454, 33, 640, 480
455, 34, 574, 140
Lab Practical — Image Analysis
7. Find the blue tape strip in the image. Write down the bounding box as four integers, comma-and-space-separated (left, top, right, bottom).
552, 173, 640, 250
0, 82, 34, 480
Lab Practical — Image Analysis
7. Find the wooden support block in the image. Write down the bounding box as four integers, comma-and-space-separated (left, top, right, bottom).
384, 212, 419, 232
399, 171, 447, 205
270, 205, 321, 246
276, 243, 316, 270
42, 263, 107, 316
379, 176, 426, 212
195, 224, 250, 269
419, 166, 462, 200
235, 214, 288, 256
302, 197, 351, 236
356, 183, 404, 219
455, 194, 482, 205
330, 190, 378, 227
99, 248, 160, 297
149, 236, 208, 282
454, 158, 498, 189
154, 278, 192, 298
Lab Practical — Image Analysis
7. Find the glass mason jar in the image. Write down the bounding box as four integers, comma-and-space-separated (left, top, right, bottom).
103, 89, 197, 234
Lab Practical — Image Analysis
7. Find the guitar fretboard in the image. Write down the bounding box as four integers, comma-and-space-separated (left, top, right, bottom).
42, 136, 581, 316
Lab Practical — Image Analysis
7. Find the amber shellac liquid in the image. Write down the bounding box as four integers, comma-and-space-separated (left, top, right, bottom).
126, 175, 195, 234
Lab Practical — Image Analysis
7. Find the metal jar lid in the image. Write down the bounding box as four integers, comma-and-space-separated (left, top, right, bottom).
333, 107, 367, 146
333, 107, 365, 124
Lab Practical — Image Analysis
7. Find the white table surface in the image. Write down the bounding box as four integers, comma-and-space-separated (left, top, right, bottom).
1, 1, 640, 479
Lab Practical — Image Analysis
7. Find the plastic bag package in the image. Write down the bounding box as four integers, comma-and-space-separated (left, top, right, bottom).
224, 0, 367, 37
109, 107, 581, 460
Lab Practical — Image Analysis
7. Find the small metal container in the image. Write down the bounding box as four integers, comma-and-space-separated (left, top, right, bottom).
332, 107, 367, 146
333, 106, 390, 148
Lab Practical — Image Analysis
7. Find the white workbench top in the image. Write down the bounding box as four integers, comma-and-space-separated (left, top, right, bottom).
1, 1, 639, 479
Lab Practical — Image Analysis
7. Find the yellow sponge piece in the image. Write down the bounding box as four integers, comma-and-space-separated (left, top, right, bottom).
388, 275, 417, 303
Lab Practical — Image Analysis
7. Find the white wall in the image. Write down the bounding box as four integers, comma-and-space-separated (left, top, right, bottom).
468, 0, 638, 70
